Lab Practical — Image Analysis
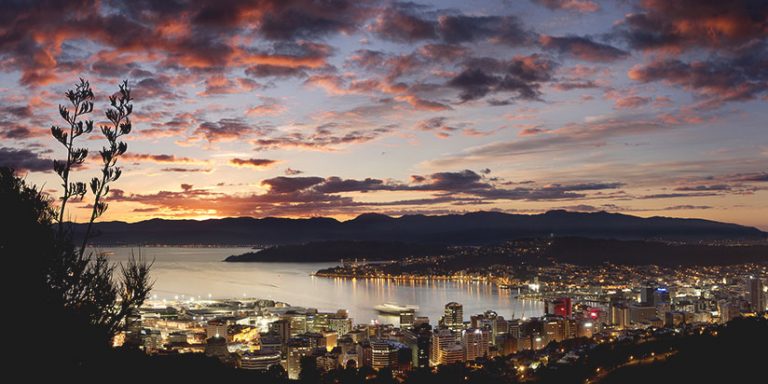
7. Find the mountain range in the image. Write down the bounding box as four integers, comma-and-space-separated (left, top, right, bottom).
74, 210, 767, 246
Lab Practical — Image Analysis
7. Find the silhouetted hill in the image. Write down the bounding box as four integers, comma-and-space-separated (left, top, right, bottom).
225, 241, 449, 262
73, 210, 767, 246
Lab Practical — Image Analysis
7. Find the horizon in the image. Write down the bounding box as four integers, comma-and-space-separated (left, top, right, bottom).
1, 1, 767, 230
68, 209, 768, 232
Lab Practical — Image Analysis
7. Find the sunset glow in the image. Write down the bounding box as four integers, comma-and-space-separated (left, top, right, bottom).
1, 0, 766, 228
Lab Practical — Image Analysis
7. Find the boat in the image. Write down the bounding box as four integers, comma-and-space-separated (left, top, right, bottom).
374, 303, 419, 315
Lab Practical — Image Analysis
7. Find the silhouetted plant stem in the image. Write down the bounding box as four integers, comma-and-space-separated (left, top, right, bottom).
52, 78, 94, 235
79, 80, 132, 257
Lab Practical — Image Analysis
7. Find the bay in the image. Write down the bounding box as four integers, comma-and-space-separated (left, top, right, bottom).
98, 246, 544, 325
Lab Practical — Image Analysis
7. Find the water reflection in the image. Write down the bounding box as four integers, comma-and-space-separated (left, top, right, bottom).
100, 246, 544, 324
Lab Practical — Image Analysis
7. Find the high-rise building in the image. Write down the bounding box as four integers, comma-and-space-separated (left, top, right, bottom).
463, 328, 490, 361
440, 343, 465, 365
329, 316, 353, 337
610, 302, 630, 329
543, 316, 565, 343
630, 304, 657, 325
269, 319, 291, 355
206, 319, 228, 341
371, 339, 398, 370
287, 313, 308, 337
286, 338, 311, 380
552, 298, 572, 318
430, 329, 456, 365
749, 277, 766, 312
404, 324, 432, 369
641, 285, 656, 306
400, 310, 415, 329
443, 302, 464, 330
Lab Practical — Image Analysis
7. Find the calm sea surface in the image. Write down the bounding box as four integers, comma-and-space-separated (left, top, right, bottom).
98, 246, 544, 324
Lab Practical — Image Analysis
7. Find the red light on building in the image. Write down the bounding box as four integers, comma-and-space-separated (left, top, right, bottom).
553, 297, 572, 317
587, 308, 600, 319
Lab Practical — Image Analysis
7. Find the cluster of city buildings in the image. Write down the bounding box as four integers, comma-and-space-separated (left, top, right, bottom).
117, 267, 766, 380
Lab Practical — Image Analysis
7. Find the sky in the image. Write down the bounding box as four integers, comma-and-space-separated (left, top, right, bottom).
0, 0, 766, 229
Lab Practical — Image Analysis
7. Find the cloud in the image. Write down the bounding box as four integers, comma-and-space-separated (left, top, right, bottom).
437, 15, 534, 46
540, 35, 629, 62
447, 54, 557, 102
199, 75, 262, 96
0, 147, 50, 172
122, 153, 203, 164
261, 176, 325, 193
369, 4, 534, 46
618, 0, 768, 52
415, 116, 462, 138
614, 95, 652, 109
369, 4, 437, 42
194, 118, 273, 142
246, 97, 286, 117
251, 123, 394, 151
431, 115, 670, 165
531, 0, 600, 13
160, 167, 212, 173
229, 158, 278, 168
112, 170, 626, 217
628, 51, 768, 106
664, 205, 712, 210
283, 168, 303, 176
729, 172, 768, 182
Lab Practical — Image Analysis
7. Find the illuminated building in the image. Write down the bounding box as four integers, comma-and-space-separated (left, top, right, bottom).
543, 316, 565, 343
440, 343, 465, 365
269, 319, 291, 356
206, 319, 228, 341
400, 310, 415, 329
286, 338, 311, 380
238, 350, 282, 370
328, 315, 352, 336
371, 339, 398, 370
442, 302, 464, 330
287, 313, 308, 337
413, 316, 430, 328
430, 329, 456, 365
552, 298, 572, 318
630, 305, 657, 325
610, 302, 630, 329
463, 328, 490, 361
749, 277, 766, 311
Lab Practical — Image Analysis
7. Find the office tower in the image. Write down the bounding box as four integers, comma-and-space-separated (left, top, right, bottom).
443, 302, 464, 330
415, 326, 431, 368
749, 277, 765, 311
654, 288, 671, 305
430, 329, 455, 365
238, 350, 282, 370
269, 319, 291, 355
328, 316, 353, 336
630, 304, 657, 324
400, 310, 415, 329
206, 319, 228, 340
543, 316, 565, 343
371, 339, 398, 370
288, 314, 308, 337
286, 338, 311, 380
641, 285, 656, 306
463, 328, 490, 361
440, 343, 465, 365
552, 297, 572, 318
610, 302, 630, 329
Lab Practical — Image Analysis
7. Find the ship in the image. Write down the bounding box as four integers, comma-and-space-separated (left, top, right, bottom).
374, 303, 419, 315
